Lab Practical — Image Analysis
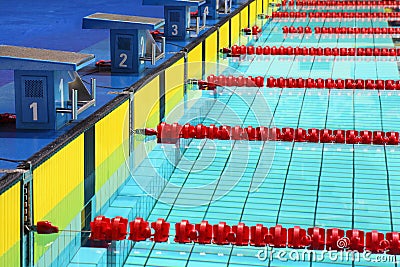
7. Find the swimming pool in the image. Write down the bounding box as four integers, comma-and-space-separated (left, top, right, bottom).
21, 2, 400, 267
64, 6, 400, 267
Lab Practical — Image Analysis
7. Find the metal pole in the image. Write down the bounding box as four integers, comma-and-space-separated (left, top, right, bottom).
196, 17, 200, 35
72, 89, 78, 120
22, 170, 33, 267
151, 43, 156, 65
91, 78, 96, 107
203, 8, 207, 27
161, 37, 166, 58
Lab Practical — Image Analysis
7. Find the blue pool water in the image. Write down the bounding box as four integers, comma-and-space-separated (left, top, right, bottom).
63, 5, 400, 267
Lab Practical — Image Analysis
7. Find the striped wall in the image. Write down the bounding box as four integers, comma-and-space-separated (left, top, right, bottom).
241, 6, 249, 29
219, 22, 230, 50
204, 31, 218, 77
134, 76, 160, 129
264, 0, 270, 13
257, 0, 263, 14
231, 12, 241, 45
33, 134, 84, 265
134, 76, 160, 167
0, 1, 268, 266
250, 0, 257, 25
188, 43, 204, 80
95, 101, 130, 211
165, 58, 185, 121
0, 183, 20, 267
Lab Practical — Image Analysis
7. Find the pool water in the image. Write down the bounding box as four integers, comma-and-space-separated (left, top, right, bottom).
69, 5, 400, 267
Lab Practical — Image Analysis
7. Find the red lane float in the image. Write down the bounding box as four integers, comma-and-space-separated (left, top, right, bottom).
85, 216, 400, 254
89, 216, 128, 241
154, 122, 400, 145
273, 11, 400, 18
265, 77, 400, 90
223, 45, 400, 57
196, 74, 264, 88
293, 0, 399, 6
200, 75, 400, 90
283, 27, 400, 35
280, 0, 400, 7
242, 25, 262, 35
0, 113, 16, 123
36, 221, 59, 234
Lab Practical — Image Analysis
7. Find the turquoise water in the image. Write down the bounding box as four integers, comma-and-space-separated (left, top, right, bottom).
68, 7, 400, 267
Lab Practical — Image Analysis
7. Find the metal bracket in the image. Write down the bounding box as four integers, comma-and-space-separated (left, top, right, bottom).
140, 31, 166, 65
21, 166, 33, 267
223, 0, 231, 14
0, 160, 31, 174
56, 74, 96, 121
0, 169, 29, 174
187, 9, 207, 35
216, 0, 231, 14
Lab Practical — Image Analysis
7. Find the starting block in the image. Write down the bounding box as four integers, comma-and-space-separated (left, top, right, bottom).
143, 0, 207, 40
83, 13, 165, 73
0, 45, 95, 129
201, 0, 232, 19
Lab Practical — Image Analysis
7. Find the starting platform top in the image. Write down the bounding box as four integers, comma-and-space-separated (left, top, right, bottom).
83, 13, 165, 30
142, 0, 206, 7
0, 45, 95, 71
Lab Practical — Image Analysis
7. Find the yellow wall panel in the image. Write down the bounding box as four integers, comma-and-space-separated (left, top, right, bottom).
95, 144, 129, 209
0, 183, 20, 267
33, 135, 84, 264
95, 141, 128, 193
240, 6, 249, 29
219, 23, 229, 50
205, 31, 217, 62
134, 76, 160, 130
250, 1, 257, 25
94, 100, 129, 194
205, 31, 218, 76
34, 184, 82, 264
231, 14, 240, 45
33, 135, 84, 222
264, 0, 269, 13
187, 43, 203, 80
95, 101, 129, 169
165, 58, 184, 117
257, 0, 263, 14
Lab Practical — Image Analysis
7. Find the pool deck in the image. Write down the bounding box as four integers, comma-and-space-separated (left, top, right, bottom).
0, 0, 248, 172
